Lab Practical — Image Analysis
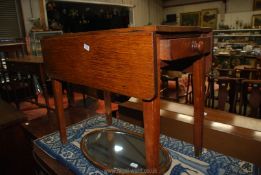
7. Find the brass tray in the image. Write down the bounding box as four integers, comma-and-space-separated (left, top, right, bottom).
81, 128, 172, 174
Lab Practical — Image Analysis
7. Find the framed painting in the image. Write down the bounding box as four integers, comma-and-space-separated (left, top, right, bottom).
201, 8, 218, 29
253, 0, 261, 10
252, 14, 261, 28
180, 12, 201, 26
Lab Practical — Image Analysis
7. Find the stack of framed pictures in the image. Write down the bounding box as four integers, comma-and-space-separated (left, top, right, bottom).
253, 0, 261, 28
180, 8, 218, 29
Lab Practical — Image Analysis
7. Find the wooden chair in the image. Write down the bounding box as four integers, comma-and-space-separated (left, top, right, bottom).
0, 47, 36, 109
0, 70, 37, 109
185, 73, 193, 104
216, 77, 243, 113
161, 70, 193, 103
0, 39, 25, 59
234, 68, 260, 79
205, 73, 215, 108
240, 80, 261, 117
161, 70, 181, 102
216, 68, 234, 77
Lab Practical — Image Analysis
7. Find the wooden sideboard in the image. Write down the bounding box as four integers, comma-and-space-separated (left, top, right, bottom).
0, 42, 25, 58
0, 99, 33, 175
41, 25, 212, 173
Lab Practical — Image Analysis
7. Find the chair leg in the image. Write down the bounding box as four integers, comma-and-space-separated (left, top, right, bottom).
175, 78, 179, 102
15, 101, 20, 110
218, 83, 229, 111
243, 97, 248, 116
211, 82, 215, 108
205, 77, 215, 108
249, 87, 261, 118
35, 95, 38, 104
186, 74, 192, 104
82, 93, 86, 107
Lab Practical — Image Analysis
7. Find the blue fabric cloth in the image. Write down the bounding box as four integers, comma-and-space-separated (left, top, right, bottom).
35, 115, 256, 175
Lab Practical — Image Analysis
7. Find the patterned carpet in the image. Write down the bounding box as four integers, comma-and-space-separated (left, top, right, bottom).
35, 115, 256, 175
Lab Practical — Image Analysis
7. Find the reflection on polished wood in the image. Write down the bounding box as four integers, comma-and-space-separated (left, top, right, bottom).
119, 98, 261, 166
129, 97, 261, 133
0, 99, 25, 130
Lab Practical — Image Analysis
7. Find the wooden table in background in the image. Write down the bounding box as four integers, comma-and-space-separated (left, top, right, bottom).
0, 99, 35, 175
6, 55, 51, 113
0, 42, 25, 58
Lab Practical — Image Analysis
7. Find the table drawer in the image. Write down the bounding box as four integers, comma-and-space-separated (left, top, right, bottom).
159, 37, 211, 60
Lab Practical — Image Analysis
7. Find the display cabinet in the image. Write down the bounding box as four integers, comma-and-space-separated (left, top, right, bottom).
213, 29, 261, 54
213, 29, 261, 68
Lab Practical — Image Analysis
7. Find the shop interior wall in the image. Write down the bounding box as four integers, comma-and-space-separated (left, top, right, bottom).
20, 0, 163, 35
163, 0, 261, 29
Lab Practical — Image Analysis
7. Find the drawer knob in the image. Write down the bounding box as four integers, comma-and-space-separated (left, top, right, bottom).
192, 41, 204, 54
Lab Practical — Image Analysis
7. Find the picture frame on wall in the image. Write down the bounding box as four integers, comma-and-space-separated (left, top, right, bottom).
180, 12, 201, 26
252, 14, 261, 28
201, 8, 218, 29
253, 0, 261, 10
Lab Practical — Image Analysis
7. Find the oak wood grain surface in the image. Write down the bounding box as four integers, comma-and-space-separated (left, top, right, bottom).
42, 31, 157, 100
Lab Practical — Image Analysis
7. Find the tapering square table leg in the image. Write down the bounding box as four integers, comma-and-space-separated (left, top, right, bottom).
52, 79, 67, 144
192, 58, 205, 157
104, 91, 112, 125
143, 96, 160, 174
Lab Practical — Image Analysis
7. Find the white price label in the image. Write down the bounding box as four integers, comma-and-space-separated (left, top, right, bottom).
84, 43, 90, 51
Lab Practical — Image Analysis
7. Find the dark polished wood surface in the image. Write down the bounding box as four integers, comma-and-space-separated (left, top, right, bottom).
0, 99, 25, 130
0, 42, 25, 52
6, 55, 43, 63
0, 99, 34, 175
118, 98, 261, 167
41, 25, 212, 172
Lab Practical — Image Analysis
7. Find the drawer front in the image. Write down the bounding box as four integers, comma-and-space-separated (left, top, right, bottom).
159, 37, 211, 61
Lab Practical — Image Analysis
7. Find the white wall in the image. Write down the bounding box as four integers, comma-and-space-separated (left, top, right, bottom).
132, 0, 163, 26
223, 0, 261, 29
163, 0, 261, 29
21, 0, 40, 35
149, 0, 163, 25
227, 0, 253, 13
21, 0, 163, 34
